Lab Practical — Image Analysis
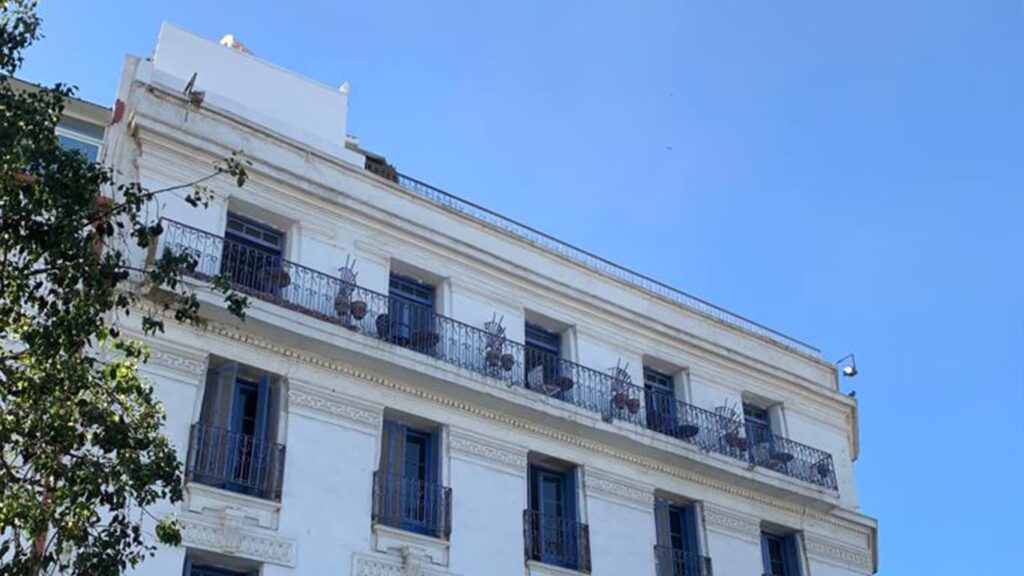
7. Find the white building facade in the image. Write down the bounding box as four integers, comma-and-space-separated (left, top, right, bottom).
106, 24, 877, 576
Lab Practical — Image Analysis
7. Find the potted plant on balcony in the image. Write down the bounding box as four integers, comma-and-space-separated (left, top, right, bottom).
625, 397, 641, 414
349, 299, 368, 320
815, 459, 832, 478
483, 314, 506, 369
612, 390, 629, 409
500, 353, 516, 372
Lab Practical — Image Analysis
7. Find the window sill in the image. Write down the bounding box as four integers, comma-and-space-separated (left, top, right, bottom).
372, 523, 450, 567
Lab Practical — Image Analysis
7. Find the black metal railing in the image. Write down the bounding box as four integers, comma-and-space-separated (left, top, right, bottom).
185, 423, 286, 500
372, 470, 452, 540
655, 545, 713, 576
746, 428, 837, 490
160, 219, 837, 490
524, 510, 591, 573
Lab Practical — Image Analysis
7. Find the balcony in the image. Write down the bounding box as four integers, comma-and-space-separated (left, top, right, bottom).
159, 219, 837, 491
524, 510, 591, 573
654, 545, 713, 576
372, 470, 452, 540
185, 423, 286, 501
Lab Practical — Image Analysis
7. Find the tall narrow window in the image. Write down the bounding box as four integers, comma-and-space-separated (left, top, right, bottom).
188, 362, 284, 500
654, 499, 707, 576
386, 274, 436, 352
524, 323, 562, 393
644, 367, 676, 435
526, 463, 586, 570
375, 420, 449, 538
744, 403, 772, 445
222, 213, 286, 295
761, 532, 802, 576
183, 555, 257, 576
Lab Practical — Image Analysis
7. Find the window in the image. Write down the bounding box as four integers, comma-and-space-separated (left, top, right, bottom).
375, 420, 448, 538
187, 361, 284, 500
644, 367, 676, 435
744, 403, 772, 445
526, 463, 586, 570
385, 274, 436, 350
761, 532, 802, 576
654, 499, 706, 576
524, 323, 562, 392
56, 118, 103, 162
183, 554, 257, 576
221, 213, 286, 295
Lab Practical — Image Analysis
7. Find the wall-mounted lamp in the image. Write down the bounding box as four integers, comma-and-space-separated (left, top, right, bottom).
836, 353, 858, 377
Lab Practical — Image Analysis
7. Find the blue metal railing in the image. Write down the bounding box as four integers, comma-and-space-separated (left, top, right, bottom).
524, 509, 591, 573
655, 545, 713, 576
185, 423, 286, 501
160, 219, 837, 490
393, 172, 820, 358
372, 470, 452, 540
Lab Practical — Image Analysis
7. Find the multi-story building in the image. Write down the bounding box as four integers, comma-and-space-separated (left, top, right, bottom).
104, 23, 877, 576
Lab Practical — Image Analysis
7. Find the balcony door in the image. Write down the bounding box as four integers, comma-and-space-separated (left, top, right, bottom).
524, 324, 562, 395
761, 533, 803, 576
380, 421, 439, 535
529, 465, 577, 568
655, 499, 702, 576
644, 368, 676, 435
387, 274, 436, 348
222, 213, 285, 295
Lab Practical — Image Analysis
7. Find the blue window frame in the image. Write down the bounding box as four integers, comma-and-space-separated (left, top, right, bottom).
387, 274, 436, 347
644, 367, 677, 434
222, 213, 286, 294
761, 533, 802, 576
528, 464, 578, 568
524, 323, 562, 391
380, 420, 441, 535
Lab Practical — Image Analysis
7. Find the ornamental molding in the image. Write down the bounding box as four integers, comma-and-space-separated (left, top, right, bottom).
287, 382, 382, 433
352, 552, 460, 576
804, 534, 873, 571
179, 514, 296, 567
702, 504, 760, 542
148, 314, 871, 540
146, 346, 207, 378
448, 428, 527, 475
584, 469, 654, 510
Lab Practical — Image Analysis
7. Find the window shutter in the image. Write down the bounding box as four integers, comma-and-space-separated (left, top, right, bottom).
783, 534, 803, 576
181, 554, 192, 576
683, 504, 701, 556
201, 362, 237, 428
565, 468, 578, 522
760, 533, 772, 575
654, 498, 672, 548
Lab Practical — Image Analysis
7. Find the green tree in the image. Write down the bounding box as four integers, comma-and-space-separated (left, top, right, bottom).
0, 2, 248, 574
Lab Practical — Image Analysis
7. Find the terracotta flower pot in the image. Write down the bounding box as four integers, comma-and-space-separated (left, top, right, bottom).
626, 398, 641, 414
486, 348, 501, 367
334, 294, 350, 317
500, 353, 515, 371
349, 300, 367, 320
612, 392, 628, 409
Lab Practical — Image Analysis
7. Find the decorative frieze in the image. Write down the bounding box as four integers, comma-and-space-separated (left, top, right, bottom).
352, 552, 460, 576
702, 503, 760, 542
147, 347, 207, 378
448, 429, 527, 475
179, 515, 296, 567
584, 469, 654, 511
287, 383, 382, 433
804, 534, 873, 572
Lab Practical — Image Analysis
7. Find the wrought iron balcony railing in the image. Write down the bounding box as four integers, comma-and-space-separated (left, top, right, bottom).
372, 470, 452, 540
185, 423, 286, 501
524, 510, 591, 573
655, 545, 713, 576
160, 219, 838, 490
746, 427, 837, 490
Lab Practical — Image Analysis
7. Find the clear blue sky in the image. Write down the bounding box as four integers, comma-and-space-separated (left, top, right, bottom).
22, 1, 1023, 573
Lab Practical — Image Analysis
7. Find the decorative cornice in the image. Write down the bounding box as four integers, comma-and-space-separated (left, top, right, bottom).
448, 429, 527, 475
144, 312, 871, 543
702, 504, 760, 542
804, 535, 873, 572
179, 515, 296, 567
352, 552, 459, 576
287, 383, 382, 433
584, 469, 654, 510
